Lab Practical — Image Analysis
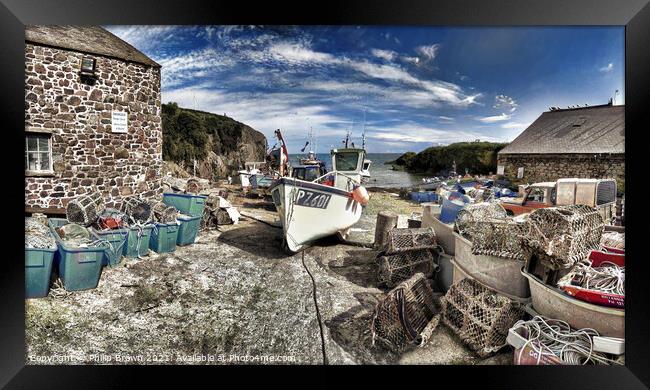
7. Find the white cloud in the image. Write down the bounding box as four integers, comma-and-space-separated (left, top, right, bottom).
493, 94, 518, 112
600, 63, 614, 72
476, 113, 512, 123
267, 42, 338, 65
156, 48, 234, 87
371, 48, 397, 61
416, 44, 440, 61
368, 123, 502, 144
402, 56, 420, 65
438, 116, 455, 122
501, 121, 527, 129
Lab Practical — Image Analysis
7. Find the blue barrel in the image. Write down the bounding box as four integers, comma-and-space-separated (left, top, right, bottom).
439, 194, 471, 223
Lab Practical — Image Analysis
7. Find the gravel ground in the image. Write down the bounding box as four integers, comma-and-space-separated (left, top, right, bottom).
25, 191, 512, 365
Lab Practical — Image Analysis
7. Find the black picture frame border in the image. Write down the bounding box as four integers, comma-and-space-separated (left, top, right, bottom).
1, 0, 648, 388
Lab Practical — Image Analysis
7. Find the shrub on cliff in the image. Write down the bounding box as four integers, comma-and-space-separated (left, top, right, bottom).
403, 142, 508, 175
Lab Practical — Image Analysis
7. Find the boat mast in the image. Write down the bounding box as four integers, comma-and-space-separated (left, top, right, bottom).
361, 108, 366, 150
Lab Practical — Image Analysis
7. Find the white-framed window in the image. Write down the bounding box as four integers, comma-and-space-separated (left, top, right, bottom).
25, 133, 52, 172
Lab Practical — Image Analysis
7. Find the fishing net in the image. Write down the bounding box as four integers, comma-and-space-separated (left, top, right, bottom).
148, 200, 179, 224
520, 205, 604, 269
455, 202, 527, 260
371, 273, 440, 353
442, 278, 524, 357
600, 231, 625, 250
25, 217, 56, 249
121, 196, 152, 223
385, 228, 437, 254
377, 249, 437, 288
66, 192, 105, 226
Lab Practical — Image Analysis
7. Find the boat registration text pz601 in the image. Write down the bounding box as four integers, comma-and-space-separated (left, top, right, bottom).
295, 190, 332, 209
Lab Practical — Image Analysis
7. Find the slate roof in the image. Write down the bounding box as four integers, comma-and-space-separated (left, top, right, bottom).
499, 104, 624, 155
25, 25, 159, 67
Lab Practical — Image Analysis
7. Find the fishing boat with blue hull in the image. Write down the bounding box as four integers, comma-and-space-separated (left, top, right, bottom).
270, 147, 370, 253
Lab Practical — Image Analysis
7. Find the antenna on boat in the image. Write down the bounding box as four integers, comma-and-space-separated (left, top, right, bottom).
361, 107, 367, 150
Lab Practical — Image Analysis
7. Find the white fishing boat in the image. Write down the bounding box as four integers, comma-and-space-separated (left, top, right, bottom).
238, 162, 264, 188
270, 147, 370, 253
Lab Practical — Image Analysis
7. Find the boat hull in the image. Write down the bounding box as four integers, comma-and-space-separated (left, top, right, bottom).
270, 178, 363, 252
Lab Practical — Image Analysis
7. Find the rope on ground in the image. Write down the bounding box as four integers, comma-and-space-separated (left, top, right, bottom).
238, 211, 281, 229
301, 251, 328, 365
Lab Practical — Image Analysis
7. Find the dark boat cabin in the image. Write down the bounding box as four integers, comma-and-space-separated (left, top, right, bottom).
291, 165, 327, 182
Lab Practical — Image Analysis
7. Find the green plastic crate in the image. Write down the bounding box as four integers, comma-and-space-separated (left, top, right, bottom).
25, 245, 57, 298
48, 218, 105, 291
93, 228, 128, 267
177, 215, 201, 246
162, 193, 207, 217
149, 222, 179, 253
123, 225, 154, 258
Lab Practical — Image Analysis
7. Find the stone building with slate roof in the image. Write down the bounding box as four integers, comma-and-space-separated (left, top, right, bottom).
497, 103, 625, 190
24, 26, 163, 213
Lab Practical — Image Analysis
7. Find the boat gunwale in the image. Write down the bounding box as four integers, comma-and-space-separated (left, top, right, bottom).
269, 177, 352, 197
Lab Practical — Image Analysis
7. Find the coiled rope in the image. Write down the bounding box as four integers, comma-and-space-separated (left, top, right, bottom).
511, 316, 622, 365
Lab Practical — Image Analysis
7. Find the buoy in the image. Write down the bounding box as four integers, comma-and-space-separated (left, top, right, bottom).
352, 185, 370, 206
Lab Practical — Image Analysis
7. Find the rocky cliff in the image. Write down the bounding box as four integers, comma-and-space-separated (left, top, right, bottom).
162, 103, 267, 180
392, 142, 508, 175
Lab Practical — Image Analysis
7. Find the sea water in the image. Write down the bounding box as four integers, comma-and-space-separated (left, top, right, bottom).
289, 153, 423, 189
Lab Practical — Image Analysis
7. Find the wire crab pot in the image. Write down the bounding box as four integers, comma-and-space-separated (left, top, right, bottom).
148, 200, 179, 224
455, 202, 508, 237
520, 205, 604, 269
371, 273, 440, 353
377, 249, 438, 288
66, 192, 105, 226
385, 227, 437, 254
121, 196, 152, 223
442, 278, 524, 357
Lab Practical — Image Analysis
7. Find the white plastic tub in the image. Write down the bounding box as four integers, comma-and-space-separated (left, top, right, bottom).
423, 211, 455, 256
453, 232, 530, 299
450, 257, 531, 303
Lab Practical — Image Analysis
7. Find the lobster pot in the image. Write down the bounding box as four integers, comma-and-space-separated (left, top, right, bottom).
454, 202, 508, 237
385, 228, 437, 254
149, 200, 179, 224
371, 273, 440, 353
66, 192, 105, 226
468, 220, 528, 261
442, 278, 524, 357
121, 196, 151, 223
521, 205, 604, 269
378, 249, 437, 288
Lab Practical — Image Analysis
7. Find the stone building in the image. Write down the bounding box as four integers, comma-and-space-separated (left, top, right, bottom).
24, 26, 163, 213
497, 103, 624, 190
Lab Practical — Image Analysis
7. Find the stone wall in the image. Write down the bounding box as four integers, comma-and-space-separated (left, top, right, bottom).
497, 153, 625, 190
24, 43, 163, 210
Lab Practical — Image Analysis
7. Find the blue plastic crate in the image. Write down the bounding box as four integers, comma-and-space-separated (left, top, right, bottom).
25, 245, 57, 298
162, 193, 207, 217
177, 215, 201, 246
123, 225, 154, 258
93, 228, 128, 267
48, 218, 106, 291
149, 222, 179, 253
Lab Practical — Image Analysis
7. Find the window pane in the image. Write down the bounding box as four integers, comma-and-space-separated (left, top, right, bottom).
27, 136, 37, 151
38, 136, 49, 152
27, 152, 39, 170
39, 153, 50, 170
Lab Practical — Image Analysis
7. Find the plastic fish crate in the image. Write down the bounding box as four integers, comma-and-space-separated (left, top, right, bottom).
149, 222, 179, 253
123, 225, 154, 258
162, 193, 207, 217
25, 245, 57, 298
92, 228, 128, 267
177, 215, 201, 246
48, 218, 105, 292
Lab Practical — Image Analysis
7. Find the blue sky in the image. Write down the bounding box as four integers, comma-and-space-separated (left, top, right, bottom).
105, 26, 624, 153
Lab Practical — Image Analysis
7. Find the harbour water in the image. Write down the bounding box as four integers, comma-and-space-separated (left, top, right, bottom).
289, 153, 424, 189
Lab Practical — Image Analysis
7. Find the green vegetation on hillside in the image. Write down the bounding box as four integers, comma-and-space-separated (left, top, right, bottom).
393, 142, 508, 175
162, 102, 265, 165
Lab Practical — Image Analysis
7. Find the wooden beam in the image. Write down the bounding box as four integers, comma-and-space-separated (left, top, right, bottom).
25, 206, 66, 216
